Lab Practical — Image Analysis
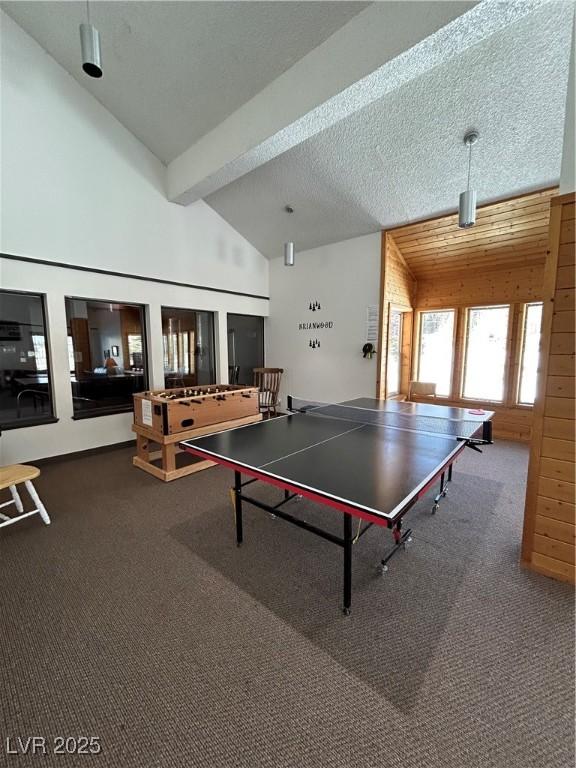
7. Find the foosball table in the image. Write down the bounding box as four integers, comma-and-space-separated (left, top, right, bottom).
132, 384, 261, 481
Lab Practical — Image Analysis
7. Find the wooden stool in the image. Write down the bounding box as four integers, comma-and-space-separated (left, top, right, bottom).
0, 465, 51, 529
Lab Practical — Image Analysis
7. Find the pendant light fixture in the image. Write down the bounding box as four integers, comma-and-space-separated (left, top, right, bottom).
80, 0, 103, 78
458, 131, 479, 228
283, 205, 295, 266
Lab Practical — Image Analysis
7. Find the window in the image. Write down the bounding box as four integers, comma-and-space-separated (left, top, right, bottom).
227, 314, 264, 385
417, 310, 455, 397
518, 302, 543, 405
0, 291, 54, 428
463, 305, 510, 401
65, 298, 147, 418
161, 307, 215, 388
386, 310, 403, 396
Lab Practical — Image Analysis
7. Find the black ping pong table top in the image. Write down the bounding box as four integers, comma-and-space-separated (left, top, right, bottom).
181, 396, 491, 523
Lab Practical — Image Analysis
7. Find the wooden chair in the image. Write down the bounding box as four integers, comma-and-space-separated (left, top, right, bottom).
253, 368, 283, 417
408, 381, 437, 400
228, 365, 240, 385
0, 465, 51, 529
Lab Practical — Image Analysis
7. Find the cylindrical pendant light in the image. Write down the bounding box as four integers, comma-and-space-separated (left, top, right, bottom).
283, 205, 295, 266
80, 1, 102, 78
459, 189, 477, 229
458, 131, 479, 229
284, 241, 295, 267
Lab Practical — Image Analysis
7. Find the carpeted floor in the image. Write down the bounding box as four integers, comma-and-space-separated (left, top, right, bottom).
0, 440, 573, 767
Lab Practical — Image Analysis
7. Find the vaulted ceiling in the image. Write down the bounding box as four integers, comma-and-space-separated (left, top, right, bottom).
2, 1, 574, 259
1, 1, 369, 163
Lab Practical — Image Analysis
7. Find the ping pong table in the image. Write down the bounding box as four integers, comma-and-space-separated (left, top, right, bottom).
181, 397, 493, 615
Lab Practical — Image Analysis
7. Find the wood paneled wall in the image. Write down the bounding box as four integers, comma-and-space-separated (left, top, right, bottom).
376, 233, 416, 399
522, 193, 575, 584
120, 306, 143, 368
69, 317, 92, 375
415, 264, 545, 309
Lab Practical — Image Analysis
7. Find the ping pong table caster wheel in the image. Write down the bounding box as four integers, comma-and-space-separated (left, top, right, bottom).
269, 513, 277, 520
403, 536, 413, 550
342, 607, 351, 616
377, 564, 388, 575
431, 504, 439, 515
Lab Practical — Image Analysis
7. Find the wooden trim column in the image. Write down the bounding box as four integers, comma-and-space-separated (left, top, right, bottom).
521, 192, 575, 583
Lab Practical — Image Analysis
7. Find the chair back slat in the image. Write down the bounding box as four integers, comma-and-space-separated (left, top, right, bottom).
253, 368, 284, 416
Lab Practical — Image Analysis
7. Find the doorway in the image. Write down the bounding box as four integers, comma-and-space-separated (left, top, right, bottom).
227, 314, 264, 385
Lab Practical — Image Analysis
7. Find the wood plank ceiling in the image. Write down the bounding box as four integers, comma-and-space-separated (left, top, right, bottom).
388, 188, 557, 279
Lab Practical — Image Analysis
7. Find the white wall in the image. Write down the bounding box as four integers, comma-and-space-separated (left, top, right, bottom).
0, 12, 268, 463
266, 233, 380, 407
0, 12, 268, 297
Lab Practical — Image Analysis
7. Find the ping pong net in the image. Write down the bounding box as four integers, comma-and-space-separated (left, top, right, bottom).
287, 397, 492, 441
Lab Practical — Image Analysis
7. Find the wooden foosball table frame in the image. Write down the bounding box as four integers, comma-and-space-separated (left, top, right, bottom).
132, 414, 262, 482
132, 384, 262, 482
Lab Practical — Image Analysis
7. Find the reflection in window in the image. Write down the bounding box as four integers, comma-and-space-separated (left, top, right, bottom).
0, 291, 54, 428
386, 310, 403, 396
518, 302, 543, 405
463, 305, 510, 401
161, 307, 215, 388
417, 310, 455, 397
31, 335, 47, 370
67, 336, 75, 373
65, 298, 147, 417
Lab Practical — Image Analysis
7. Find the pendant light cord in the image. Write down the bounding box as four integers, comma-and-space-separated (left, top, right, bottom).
86, 0, 90, 24
466, 141, 472, 193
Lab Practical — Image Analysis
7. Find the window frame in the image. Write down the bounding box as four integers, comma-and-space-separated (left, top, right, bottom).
0, 289, 57, 431
65, 296, 149, 420
415, 308, 457, 399
460, 304, 512, 404
516, 301, 544, 407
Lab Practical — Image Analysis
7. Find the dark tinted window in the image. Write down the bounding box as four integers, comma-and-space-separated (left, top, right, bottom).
0, 291, 54, 429
65, 298, 147, 418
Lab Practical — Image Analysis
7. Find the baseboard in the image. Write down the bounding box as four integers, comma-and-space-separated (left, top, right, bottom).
32, 439, 136, 467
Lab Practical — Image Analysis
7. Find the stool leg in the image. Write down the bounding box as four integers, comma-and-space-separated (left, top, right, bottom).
24, 480, 51, 525
9, 485, 24, 514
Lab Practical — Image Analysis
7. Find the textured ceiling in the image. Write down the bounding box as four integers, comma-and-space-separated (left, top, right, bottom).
206, 2, 574, 259
1, 0, 369, 163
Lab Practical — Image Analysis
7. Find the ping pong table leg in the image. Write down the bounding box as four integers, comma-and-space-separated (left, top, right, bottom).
234, 471, 243, 546
343, 513, 352, 616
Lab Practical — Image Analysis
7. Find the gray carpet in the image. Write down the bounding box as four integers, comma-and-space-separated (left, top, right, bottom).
0, 441, 573, 767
